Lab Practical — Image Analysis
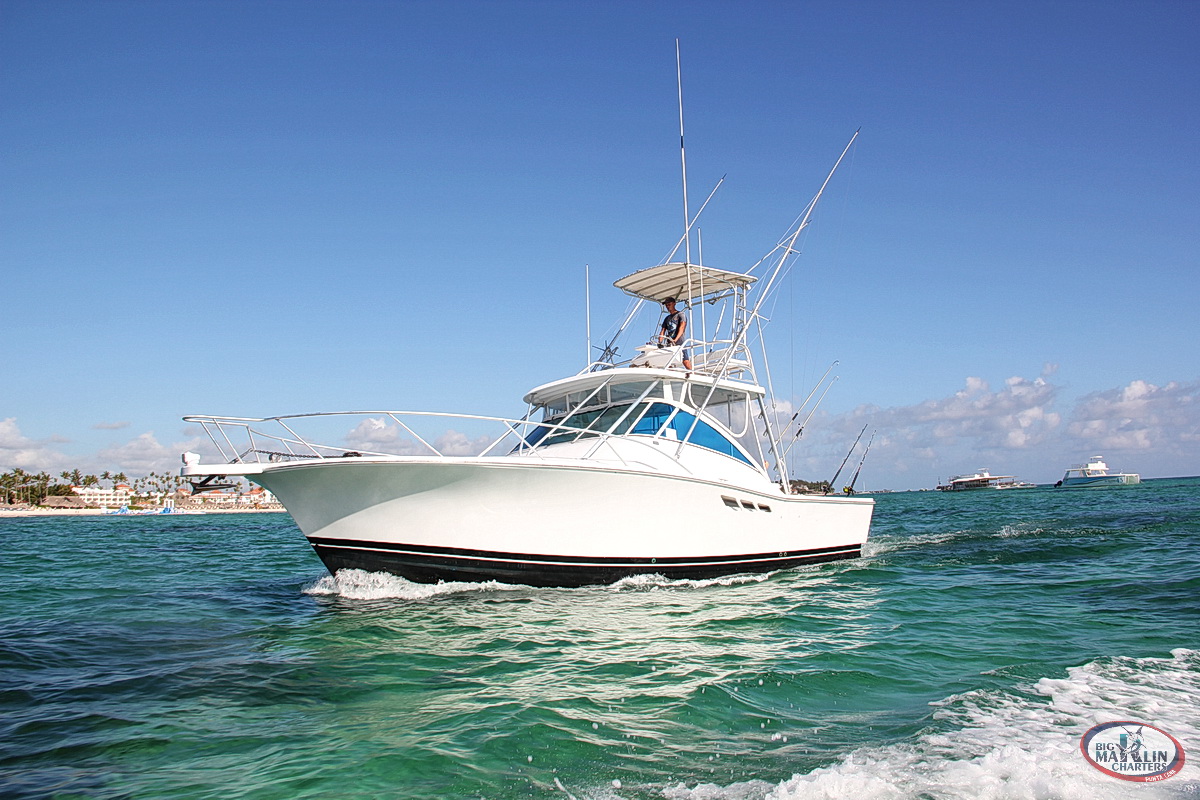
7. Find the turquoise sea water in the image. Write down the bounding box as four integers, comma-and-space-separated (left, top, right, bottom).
2, 478, 1198, 799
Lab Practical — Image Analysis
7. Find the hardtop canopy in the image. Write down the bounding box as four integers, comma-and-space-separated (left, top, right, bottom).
614, 261, 757, 304
523, 367, 764, 408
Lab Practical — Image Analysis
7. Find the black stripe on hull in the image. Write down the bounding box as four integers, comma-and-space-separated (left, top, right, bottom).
307, 537, 862, 588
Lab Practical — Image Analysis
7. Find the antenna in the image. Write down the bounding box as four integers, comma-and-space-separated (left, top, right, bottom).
585, 264, 591, 366
676, 39, 690, 267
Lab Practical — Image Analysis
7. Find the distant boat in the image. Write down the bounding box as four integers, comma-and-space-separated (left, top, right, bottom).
1055, 456, 1140, 488
936, 469, 1035, 491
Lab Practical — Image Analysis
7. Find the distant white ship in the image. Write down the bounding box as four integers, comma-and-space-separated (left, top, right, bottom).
1055, 456, 1140, 488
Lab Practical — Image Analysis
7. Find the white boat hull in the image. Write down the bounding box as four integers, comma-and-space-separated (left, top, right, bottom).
1058, 474, 1141, 488
251, 458, 873, 586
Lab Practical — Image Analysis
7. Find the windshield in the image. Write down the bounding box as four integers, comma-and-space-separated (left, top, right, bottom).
523, 401, 753, 466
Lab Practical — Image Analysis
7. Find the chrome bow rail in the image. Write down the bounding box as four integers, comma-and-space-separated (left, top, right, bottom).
182, 410, 696, 474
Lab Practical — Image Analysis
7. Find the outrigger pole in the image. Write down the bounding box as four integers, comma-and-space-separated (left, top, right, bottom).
703, 130, 859, 487
749, 128, 859, 311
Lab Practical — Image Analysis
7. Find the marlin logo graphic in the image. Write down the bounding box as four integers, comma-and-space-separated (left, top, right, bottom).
1081, 721, 1186, 782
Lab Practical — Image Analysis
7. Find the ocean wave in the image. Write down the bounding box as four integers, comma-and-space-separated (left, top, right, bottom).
661, 649, 1200, 800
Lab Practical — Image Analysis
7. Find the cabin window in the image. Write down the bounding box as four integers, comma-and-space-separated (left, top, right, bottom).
630, 403, 753, 466
535, 403, 640, 446
521, 398, 753, 467
609, 381, 659, 403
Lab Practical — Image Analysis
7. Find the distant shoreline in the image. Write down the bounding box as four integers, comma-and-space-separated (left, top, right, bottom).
0, 506, 289, 518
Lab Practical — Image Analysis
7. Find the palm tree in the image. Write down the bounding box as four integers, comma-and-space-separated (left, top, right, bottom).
34, 472, 52, 504
4, 468, 30, 504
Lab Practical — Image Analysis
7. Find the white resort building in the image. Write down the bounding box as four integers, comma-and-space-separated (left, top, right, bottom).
72, 483, 134, 507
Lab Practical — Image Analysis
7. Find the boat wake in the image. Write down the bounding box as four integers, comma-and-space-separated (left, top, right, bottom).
660, 648, 1200, 800
303, 567, 778, 600
607, 572, 773, 591
303, 569, 523, 600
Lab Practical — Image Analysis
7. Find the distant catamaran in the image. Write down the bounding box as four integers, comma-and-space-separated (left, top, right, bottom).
180, 48, 874, 587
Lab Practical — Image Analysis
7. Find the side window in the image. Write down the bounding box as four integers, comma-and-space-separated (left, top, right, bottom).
630, 402, 674, 435
628, 403, 752, 466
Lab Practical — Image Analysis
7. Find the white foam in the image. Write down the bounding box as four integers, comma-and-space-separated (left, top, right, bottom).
302, 568, 777, 600
665, 649, 1200, 800
302, 568, 521, 600
861, 530, 959, 557
608, 572, 773, 591
996, 523, 1045, 538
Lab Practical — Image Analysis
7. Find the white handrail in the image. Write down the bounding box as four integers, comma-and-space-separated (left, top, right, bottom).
181, 409, 703, 475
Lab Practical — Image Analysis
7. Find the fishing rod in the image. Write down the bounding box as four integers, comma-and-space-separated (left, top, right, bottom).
827, 423, 868, 494
789, 360, 838, 430
781, 373, 839, 463
845, 429, 876, 494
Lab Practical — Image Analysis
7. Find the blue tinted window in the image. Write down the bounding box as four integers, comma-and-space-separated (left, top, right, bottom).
631, 403, 674, 435
630, 403, 752, 466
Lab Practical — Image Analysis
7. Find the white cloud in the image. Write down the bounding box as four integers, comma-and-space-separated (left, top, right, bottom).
92, 421, 131, 430
344, 417, 406, 448
95, 432, 176, 475
0, 418, 72, 473
343, 418, 500, 457
1, 419, 203, 476
843, 375, 1061, 451
802, 374, 1200, 489
1066, 379, 1200, 453
435, 430, 497, 456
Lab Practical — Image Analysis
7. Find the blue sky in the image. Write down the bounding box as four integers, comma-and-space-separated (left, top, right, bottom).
2, 0, 1197, 490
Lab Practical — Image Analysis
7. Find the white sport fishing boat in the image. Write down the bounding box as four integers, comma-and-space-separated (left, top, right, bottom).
180, 118, 873, 587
